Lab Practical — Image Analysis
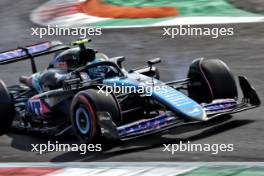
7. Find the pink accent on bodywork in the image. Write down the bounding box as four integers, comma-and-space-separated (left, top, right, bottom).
40, 100, 51, 114
29, 96, 51, 116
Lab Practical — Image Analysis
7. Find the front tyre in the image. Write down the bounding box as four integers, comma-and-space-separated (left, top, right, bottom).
0, 80, 15, 134
71, 89, 121, 143
187, 58, 238, 103
71, 92, 98, 143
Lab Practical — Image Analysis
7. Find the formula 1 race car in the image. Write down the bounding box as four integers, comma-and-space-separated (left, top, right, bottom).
0, 39, 261, 143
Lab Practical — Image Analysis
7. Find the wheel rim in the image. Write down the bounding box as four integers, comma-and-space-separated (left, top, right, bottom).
75, 107, 91, 134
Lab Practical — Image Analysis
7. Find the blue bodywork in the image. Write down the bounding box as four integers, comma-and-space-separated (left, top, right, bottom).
117, 114, 177, 137
103, 72, 206, 121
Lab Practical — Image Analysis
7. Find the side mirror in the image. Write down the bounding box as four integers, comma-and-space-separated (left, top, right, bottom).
147, 58, 161, 66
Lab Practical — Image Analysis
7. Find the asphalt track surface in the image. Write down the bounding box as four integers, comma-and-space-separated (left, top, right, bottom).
0, 0, 263, 162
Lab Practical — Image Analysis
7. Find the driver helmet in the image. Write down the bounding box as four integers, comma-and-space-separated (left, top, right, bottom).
48, 47, 95, 70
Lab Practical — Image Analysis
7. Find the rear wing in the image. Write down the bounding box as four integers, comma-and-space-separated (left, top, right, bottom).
0, 41, 69, 65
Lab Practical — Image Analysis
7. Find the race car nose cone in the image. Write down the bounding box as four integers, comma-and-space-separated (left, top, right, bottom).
186, 106, 208, 121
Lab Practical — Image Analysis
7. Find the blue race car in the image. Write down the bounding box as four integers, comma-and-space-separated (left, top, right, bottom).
0, 39, 261, 143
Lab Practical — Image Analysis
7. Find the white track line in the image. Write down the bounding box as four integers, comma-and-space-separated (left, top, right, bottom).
45, 166, 197, 176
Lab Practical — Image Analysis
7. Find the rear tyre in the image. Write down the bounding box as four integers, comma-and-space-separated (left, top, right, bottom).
0, 80, 15, 134
71, 88, 121, 143
187, 58, 238, 103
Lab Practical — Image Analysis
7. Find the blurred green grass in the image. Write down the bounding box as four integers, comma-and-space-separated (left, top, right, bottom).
103, 0, 259, 16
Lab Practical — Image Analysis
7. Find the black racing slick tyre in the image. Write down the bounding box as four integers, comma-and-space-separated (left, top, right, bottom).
70, 88, 121, 143
187, 58, 238, 103
0, 80, 15, 134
